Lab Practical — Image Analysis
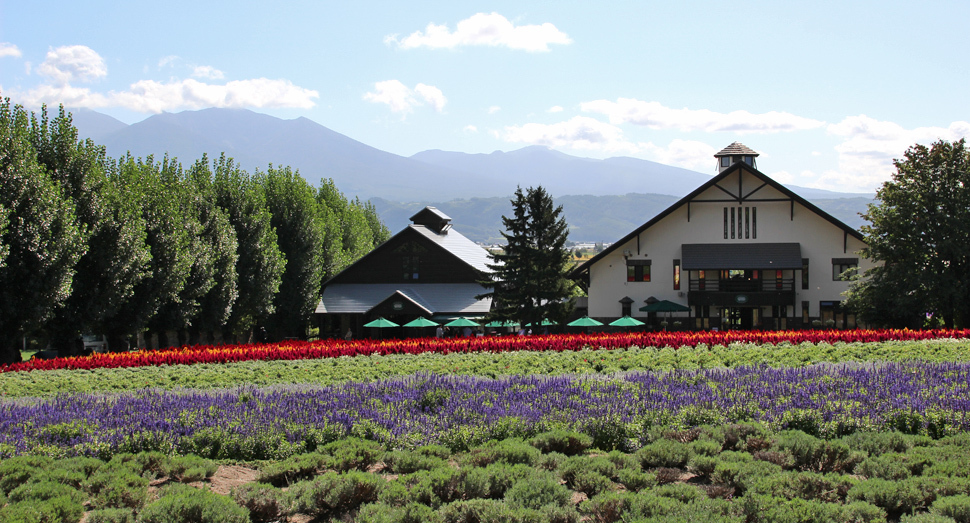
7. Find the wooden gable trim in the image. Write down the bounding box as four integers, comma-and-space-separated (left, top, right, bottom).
569, 161, 866, 281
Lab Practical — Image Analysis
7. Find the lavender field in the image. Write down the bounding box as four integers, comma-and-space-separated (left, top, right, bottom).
4, 361, 969, 460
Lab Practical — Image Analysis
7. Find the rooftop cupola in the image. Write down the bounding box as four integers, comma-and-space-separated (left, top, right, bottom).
409, 206, 452, 234
714, 142, 759, 173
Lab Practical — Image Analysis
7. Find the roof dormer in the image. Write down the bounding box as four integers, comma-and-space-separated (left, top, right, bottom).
409, 206, 452, 234
714, 142, 759, 173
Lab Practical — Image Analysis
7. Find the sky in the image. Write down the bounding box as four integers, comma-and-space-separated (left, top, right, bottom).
1, 0, 968, 194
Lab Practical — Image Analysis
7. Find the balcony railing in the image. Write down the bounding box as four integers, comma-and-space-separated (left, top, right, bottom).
688, 278, 796, 292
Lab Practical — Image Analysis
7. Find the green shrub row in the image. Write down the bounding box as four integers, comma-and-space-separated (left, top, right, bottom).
8, 426, 970, 522
4, 338, 970, 397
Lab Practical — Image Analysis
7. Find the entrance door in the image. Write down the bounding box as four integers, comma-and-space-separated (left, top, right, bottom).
722, 307, 754, 330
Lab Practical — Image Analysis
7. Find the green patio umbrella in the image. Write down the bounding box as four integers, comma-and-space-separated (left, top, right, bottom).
363, 317, 399, 328
403, 317, 439, 328
444, 317, 480, 328
609, 316, 645, 327
567, 316, 604, 327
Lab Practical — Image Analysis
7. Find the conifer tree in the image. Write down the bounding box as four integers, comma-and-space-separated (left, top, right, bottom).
481, 185, 573, 329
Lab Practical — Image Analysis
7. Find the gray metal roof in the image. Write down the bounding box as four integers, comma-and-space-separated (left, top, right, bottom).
316, 283, 492, 314
410, 224, 492, 272
409, 206, 452, 222
714, 142, 759, 157
681, 243, 802, 270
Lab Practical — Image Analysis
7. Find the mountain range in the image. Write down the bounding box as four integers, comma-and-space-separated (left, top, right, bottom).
69, 108, 874, 243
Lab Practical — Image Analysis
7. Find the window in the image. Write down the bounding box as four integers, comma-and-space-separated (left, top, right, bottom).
802, 301, 810, 324
752, 207, 757, 238
721, 156, 730, 167
673, 259, 680, 290
776, 269, 783, 290
802, 258, 809, 290
744, 207, 750, 239
626, 260, 651, 282
403, 255, 420, 280
832, 258, 859, 281
723, 208, 728, 239
697, 269, 706, 290
725, 206, 757, 240
737, 206, 743, 239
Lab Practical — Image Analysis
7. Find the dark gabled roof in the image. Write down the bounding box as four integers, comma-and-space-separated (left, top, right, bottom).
682, 243, 802, 270
569, 161, 864, 279
323, 222, 490, 287
715, 142, 759, 157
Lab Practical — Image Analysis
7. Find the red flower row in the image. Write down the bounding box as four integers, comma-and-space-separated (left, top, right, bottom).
5, 329, 968, 373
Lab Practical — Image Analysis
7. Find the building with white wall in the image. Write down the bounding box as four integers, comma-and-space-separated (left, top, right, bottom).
570, 143, 874, 330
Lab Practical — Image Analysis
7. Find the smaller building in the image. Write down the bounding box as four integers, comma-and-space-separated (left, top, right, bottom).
315, 207, 493, 338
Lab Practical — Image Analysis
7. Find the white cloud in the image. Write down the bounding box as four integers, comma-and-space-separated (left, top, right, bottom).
386, 12, 571, 52
15, 77, 319, 113
363, 80, 446, 115
488, 105, 501, 114
37, 45, 107, 85
157, 55, 179, 68
0, 42, 22, 58
581, 98, 825, 133
641, 139, 719, 170
548, 105, 563, 113
464, 125, 478, 133
414, 83, 446, 112
503, 116, 639, 153
826, 114, 970, 191
192, 65, 224, 80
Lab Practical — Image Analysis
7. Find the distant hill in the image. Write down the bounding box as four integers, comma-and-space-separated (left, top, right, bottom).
67, 107, 873, 242
410, 147, 714, 197
372, 194, 871, 244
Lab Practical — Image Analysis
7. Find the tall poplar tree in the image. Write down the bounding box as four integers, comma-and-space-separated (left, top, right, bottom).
480, 185, 573, 329
30, 106, 151, 353
0, 99, 86, 362
258, 165, 327, 340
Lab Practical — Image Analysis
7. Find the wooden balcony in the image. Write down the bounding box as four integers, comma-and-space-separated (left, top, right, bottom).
687, 277, 796, 307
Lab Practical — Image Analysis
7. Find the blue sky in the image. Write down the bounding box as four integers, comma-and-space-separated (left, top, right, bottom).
2, 0, 968, 193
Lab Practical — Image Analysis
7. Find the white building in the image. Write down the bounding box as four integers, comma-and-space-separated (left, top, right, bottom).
570, 143, 874, 330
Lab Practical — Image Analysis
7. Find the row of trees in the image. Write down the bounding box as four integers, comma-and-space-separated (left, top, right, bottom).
0, 99, 389, 362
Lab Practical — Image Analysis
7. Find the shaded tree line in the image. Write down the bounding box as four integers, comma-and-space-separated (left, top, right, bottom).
0, 99, 389, 363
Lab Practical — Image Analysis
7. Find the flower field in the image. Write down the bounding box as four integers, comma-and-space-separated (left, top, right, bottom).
4, 328, 969, 373
3, 361, 970, 461
5, 329, 970, 522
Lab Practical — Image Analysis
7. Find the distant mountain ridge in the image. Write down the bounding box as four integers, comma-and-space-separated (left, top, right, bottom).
68, 108, 873, 242
371, 195, 872, 245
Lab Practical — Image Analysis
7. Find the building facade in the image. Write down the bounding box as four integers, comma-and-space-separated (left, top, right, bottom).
571, 143, 874, 330
316, 207, 492, 338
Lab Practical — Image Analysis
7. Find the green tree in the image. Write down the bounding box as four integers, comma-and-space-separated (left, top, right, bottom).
258, 165, 327, 340
184, 156, 239, 344
480, 185, 573, 329
104, 155, 195, 348
316, 179, 390, 283
212, 155, 284, 342
0, 99, 86, 363
845, 139, 970, 328
29, 106, 151, 354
